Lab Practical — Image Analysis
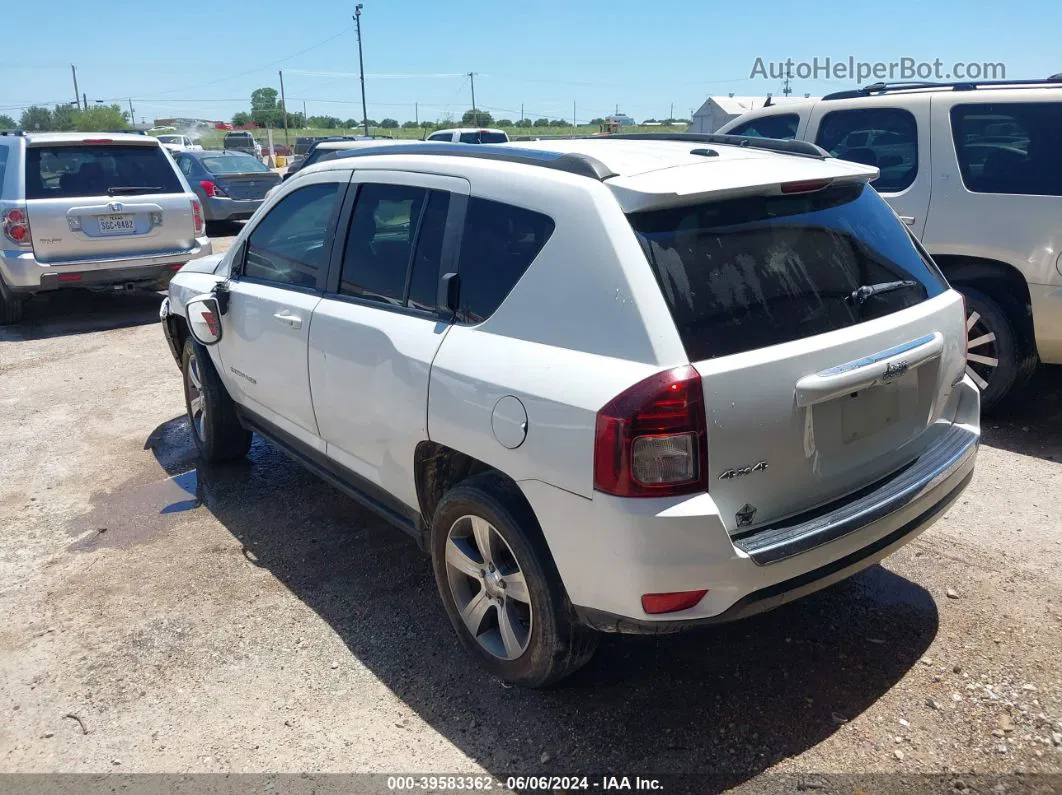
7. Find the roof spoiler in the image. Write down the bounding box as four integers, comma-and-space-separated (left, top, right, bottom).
595, 132, 829, 160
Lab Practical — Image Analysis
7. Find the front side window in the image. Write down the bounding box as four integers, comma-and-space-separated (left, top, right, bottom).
951, 102, 1062, 196
243, 182, 340, 289
816, 108, 919, 193
728, 113, 799, 140
455, 198, 555, 323
628, 183, 948, 361
428, 133, 452, 142
25, 145, 183, 199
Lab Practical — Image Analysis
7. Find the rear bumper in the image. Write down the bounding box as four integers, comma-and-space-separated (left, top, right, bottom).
521, 377, 980, 632
0, 238, 212, 293
202, 196, 264, 222
1030, 283, 1062, 365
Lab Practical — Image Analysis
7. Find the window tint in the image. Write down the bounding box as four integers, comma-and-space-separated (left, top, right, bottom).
628, 183, 947, 361
428, 133, 451, 142
201, 154, 270, 174
25, 145, 183, 199
456, 198, 555, 323
244, 182, 340, 289
728, 113, 799, 140
458, 131, 508, 144
815, 108, 919, 193
407, 192, 451, 311
951, 103, 1062, 197
339, 184, 427, 304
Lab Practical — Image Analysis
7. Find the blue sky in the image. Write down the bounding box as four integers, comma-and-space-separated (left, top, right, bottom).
4, 0, 1060, 126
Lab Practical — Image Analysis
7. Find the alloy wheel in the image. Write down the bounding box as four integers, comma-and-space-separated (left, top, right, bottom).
965, 307, 999, 392
444, 514, 533, 661
186, 350, 207, 441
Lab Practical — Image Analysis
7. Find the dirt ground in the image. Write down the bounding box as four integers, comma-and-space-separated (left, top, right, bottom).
1, 235, 1061, 790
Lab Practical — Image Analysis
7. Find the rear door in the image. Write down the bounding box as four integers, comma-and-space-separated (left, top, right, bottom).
24, 140, 196, 264
807, 99, 932, 238
628, 180, 966, 534
218, 170, 348, 443
309, 171, 468, 510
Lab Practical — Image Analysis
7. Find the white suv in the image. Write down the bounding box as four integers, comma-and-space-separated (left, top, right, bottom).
0, 131, 211, 323
717, 78, 1062, 409
160, 135, 980, 686
426, 128, 510, 144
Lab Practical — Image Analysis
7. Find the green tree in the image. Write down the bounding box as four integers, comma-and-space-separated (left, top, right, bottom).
343, 118, 359, 128
379, 118, 399, 129
20, 106, 53, 131
232, 111, 252, 127
549, 118, 568, 127
419, 121, 435, 129
51, 103, 77, 131
250, 87, 281, 127
515, 118, 532, 128
307, 115, 341, 129
0, 114, 17, 129
460, 108, 493, 126
589, 117, 605, 126
74, 105, 127, 131
362, 119, 379, 127
532, 117, 550, 128
495, 118, 513, 127
401, 120, 420, 129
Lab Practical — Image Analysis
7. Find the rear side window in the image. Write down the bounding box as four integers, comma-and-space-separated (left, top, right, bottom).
458, 132, 508, 144
455, 198, 555, 323
0, 145, 9, 191
728, 113, 799, 140
951, 102, 1062, 196
815, 108, 918, 192
25, 145, 183, 199
244, 182, 340, 289
628, 183, 947, 361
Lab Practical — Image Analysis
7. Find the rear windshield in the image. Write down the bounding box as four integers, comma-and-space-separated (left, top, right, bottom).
459, 131, 507, 144
201, 154, 270, 174
26, 144, 183, 200
628, 183, 948, 361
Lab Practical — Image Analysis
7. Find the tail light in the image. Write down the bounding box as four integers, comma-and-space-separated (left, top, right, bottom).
199, 180, 228, 198
2, 206, 31, 247
191, 199, 204, 236
593, 365, 708, 497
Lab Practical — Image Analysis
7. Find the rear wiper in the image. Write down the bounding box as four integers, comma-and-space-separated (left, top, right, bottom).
847, 279, 919, 305
106, 186, 162, 196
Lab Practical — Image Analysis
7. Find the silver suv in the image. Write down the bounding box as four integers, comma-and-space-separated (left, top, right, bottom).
0, 131, 211, 324
718, 78, 1062, 409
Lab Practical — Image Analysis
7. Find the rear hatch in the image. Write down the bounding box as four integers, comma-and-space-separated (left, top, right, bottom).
25, 139, 197, 265
198, 153, 280, 199
627, 176, 966, 534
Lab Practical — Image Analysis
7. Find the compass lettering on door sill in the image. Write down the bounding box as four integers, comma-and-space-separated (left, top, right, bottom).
736, 504, 757, 528
718, 460, 768, 480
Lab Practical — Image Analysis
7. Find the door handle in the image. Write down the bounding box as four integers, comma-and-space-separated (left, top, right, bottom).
273, 311, 303, 329
898, 215, 916, 226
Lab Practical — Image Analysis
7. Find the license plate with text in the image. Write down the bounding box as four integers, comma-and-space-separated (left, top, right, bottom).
97, 213, 136, 234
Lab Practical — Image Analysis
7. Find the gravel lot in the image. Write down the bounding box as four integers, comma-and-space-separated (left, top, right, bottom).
1, 230, 1061, 789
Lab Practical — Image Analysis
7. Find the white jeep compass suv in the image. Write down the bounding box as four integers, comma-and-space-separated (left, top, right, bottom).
160, 135, 980, 686
717, 78, 1062, 409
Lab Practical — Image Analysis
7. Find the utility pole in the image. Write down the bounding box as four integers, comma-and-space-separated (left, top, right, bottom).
302, 100, 307, 128
670, 101, 674, 123
572, 100, 576, 130
415, 102, 418, 125
82, 93, 88, 113
354, 4, 369, 136
468, 72, 477, 126
278, 70, 290, 145
71, 65, 82, 110
783, 64, 793, 96
128, 99, 135, 126
520, 102, 523, 124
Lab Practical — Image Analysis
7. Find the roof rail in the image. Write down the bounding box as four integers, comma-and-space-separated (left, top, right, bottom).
823, 76, 1062, 100
598, 132, 829, 159
334, 142, 618, 180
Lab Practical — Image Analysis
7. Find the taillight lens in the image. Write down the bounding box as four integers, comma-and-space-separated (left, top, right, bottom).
2, 206, 31, 247
593, 365, 708, 497
199, 180, 227, 198
191, 199, 204, 236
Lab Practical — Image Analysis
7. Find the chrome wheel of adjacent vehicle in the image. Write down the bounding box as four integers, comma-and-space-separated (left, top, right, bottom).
965, 306, 1000, 392
444, 514, 533, 661
185, 348, 207, 441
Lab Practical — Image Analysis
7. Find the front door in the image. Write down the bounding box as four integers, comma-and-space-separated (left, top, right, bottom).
218, 174, 347, 443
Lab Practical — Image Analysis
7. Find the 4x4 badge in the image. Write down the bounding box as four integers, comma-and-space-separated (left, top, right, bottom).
719, 460, 768, 480
736, 504, 757, 527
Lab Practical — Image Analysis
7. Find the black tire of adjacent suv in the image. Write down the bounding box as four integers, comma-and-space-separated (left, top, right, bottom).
181, 337, 252, 463
960, 287, 1034, 412
0, 279, 25, 325
431, 471, 598, 687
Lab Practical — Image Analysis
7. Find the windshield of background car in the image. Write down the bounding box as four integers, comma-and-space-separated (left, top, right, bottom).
25, 144, 183, 200
202, 154, 271, 174
627, 182, 948, 361
458, 132, 508, 143
157, 135, 180, 144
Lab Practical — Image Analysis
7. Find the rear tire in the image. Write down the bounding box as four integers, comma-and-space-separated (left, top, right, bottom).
960, 287, 1032, 411
181, 337, 252, 463
0, 279, 25, 325
431, 471, 598, 688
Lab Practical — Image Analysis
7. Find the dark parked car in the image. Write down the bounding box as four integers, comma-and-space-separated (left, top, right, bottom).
173, 150, 280, 226
222, 131, 261, 157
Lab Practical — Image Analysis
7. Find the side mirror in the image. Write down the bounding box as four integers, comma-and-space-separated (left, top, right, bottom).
186, 295, 223, 345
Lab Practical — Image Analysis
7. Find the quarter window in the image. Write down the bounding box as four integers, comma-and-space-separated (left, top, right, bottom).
455, 198, 555, 323
243, 182, 340, 289
815, 108, 919, 193
727, 113, 799, 140
951, 102, 1062, 196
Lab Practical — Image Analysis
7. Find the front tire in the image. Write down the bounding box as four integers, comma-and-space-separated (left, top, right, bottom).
431, 471, 598, 688
181, 337, 252, 463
